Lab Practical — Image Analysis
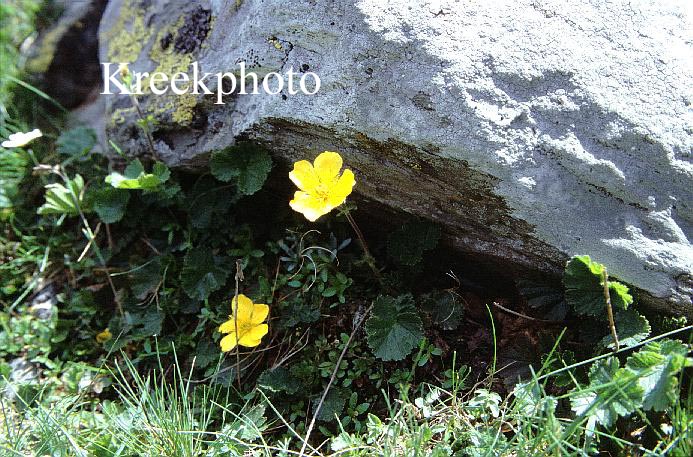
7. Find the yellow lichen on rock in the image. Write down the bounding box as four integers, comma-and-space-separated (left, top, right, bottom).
147, 17, 197, 125
103, 0, 152, 63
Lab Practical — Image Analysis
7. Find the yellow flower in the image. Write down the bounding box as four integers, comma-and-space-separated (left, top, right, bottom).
96, 328, 112, 343
2, 129, 42, 148
289, 151, 356, 222
218, 294, 269, 352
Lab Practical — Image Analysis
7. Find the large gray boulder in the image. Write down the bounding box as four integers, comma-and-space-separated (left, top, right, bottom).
97, 0, 693, 316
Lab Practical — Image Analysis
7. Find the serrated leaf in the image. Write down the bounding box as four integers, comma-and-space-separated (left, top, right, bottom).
194, 340, 220, 369
420, 290, 464, 330
210, 143, 272, 195
257, 367, 301, 394
600, 308, 651, 350
313, 388, 346, 422
180, 248, 230, 301
626, 339, 692, 411
186, 175, 237, 229
570, 357, 643, 427
130, 257, 162, 300
513, 381, 557, 416
91, 187, 130, 223
129, 308, 163, 338
105, 159, 170, 190
387, 221, 440, 266
564, 255, 633, 317
37, 174, 84, 216
56, 127, 96, 156
366, 294, 423, 361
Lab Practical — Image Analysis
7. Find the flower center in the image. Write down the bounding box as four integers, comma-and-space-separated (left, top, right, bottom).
314, 183, 331, 203
233, 320, 254, 338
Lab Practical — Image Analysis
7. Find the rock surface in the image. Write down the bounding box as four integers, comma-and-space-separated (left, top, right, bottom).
96, 0, 693, 315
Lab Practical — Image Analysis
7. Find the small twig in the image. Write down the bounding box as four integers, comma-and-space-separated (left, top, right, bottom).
271, 258, 281, 303
105, 223, 114, 251
129, 95, 157, 158
491, 301, 562, 324
299, 304, 372, 456
602, 268, 620, 351
141, 236, 162, 256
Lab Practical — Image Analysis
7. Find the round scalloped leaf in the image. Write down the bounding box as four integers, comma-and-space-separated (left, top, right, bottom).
180, 248, 230, 301
600, 308, 651, 350
570, 357, 643, 427
210, 143, 272, 195
625, 339, 692, 411
366, 294, 423, 361
564, 255, 633, 316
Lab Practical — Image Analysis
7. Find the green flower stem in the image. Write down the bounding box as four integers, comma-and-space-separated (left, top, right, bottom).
234, 259, 244, 390
344, 210, 381, 280
122, 70, 157, 159
129, 94, 157, 158
56, 168, 123, 316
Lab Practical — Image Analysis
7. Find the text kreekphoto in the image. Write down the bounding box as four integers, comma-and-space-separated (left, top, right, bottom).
101, 61, 321, 104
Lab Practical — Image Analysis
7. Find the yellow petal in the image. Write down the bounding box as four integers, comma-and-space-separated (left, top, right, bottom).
290, 191, 331, 222
251, 303, 269, 324
238, 324, 268, 346
240, 338, 262, 347
219, 317, 238, 334
232, 294, 254, 321
96, 329, 112, 343
314, 151, 343, 184
220, 333, 239, 352
327, 168, 355, 207
289, 160, 319, 193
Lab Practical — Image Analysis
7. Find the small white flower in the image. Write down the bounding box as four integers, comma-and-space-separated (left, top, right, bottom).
2, 129, 43, 148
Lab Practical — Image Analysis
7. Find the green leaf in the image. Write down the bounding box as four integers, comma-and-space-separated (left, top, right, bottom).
194, 340, 220, 369
218, 404, 267, 443
420, 290, 464, 330
625, 339, 692, 411
210, 143, 272, 195
37, 174, 84, 216
366, 294, 423, 361
257, 367, 301, 394
186, 176, 237, 229
564, 255, 632, 317
600, 308, 651, 350
570, 357, 643, 427
386, 221, 440, 267
91, 187, 130, 223
105, 159, 170, 190
513, 381, 557, 417
56, 127, 96, 156
313, 388, 346, 422
120, 307, 164, 338
180, 248, 230, 301
130, 257, 163, 300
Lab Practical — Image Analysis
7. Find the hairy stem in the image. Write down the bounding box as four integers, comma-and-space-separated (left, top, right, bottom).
344, 211, 381, 280
58, 169, 122, 316
234, 259, 244, 390
602, 268, 620, 351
